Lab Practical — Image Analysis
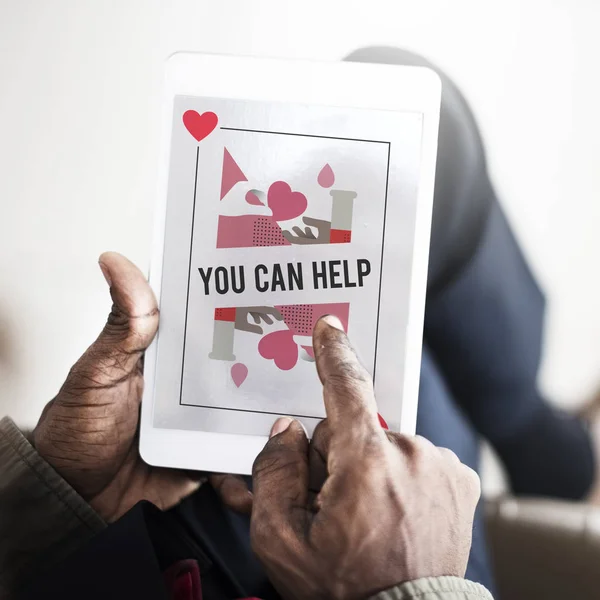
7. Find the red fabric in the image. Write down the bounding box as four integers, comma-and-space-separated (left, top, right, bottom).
163, 558, 263, 600
163, 560, 202, 600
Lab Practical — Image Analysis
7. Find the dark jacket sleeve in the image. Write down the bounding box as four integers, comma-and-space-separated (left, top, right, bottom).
0, 417, 105, 599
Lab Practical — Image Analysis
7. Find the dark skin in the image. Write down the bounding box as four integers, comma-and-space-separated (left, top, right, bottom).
33, 252, 249, 521
250, 316, 481, 600
32, 253, 480, 599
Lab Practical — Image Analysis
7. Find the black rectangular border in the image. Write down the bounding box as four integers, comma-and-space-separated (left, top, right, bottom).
178, 126, 391, 419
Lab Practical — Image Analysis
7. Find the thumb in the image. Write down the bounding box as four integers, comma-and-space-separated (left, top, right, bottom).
251, 418, 310, 543
62, 252, 158, 395
96, 251, 158, 354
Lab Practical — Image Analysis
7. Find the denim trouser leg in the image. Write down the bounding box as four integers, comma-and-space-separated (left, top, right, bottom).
417, 346, 495, 594
346, 46, 595, 499
424, 199, 595, 500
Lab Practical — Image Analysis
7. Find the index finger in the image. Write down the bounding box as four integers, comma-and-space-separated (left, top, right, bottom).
312, 315, 381, 439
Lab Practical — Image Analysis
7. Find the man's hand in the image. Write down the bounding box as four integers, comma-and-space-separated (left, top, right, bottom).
250, 316, 481, 600
32, 252, 201, 522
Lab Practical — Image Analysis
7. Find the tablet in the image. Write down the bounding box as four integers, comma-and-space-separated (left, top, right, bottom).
140, 52, 441, 475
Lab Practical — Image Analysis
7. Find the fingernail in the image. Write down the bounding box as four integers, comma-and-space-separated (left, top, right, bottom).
321, 314, 344, 331
270, 417, 294, 438
98, 262, 112, 287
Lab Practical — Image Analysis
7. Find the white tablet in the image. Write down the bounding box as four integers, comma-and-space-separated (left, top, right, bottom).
140, 52, 441, 475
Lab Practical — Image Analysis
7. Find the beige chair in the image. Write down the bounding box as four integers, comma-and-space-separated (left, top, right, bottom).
486, 497, 600, 599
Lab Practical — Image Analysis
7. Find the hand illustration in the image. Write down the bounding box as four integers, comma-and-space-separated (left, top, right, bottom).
282, 217, 331, 245
235, 306, 283, 335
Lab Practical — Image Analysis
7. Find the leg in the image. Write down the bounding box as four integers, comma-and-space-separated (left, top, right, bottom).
347, 47, 595, 500
346, 47, 493, 297
425, 199, 595, 498
418, 346, 496, 594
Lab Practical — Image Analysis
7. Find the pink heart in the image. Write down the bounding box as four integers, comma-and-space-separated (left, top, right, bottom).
258, 330, 298, 371
231, 363, 248, 387
267, 181, 307, 222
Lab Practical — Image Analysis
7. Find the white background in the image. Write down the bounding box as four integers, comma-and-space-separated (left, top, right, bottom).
1, 1, 599, 491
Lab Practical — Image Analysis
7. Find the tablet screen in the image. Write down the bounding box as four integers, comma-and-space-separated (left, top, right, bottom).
150, 93, 426, 437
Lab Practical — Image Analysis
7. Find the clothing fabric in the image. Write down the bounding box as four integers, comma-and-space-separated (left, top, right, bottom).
163, 560, 203, 600
0, 418, 492, 600
0, 46, 593, 600
424, 199, 595, 500
417, 347, 492, 591
372, 577, 493, 600
347, 46, 595, 594
0, 416, 104, 599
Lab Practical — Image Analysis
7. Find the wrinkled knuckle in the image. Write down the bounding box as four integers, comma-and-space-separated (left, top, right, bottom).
104, 306, 130, 339
253, 449, 281, 478
413, 434, 436, 453
454, 462, 481, 503
410, 436, 440, 466
312, 418, 330, 443
64, 362, 88, 389
253, 448, 301, 486
252, 450, 276, 479
132, 308, 160, 339
360, 429, 386, 458
385, 430, 402, 445
334, 430, 382, 477
360, 450, 385, 476
324, 375, 369, 407
389, 433, 421, 459
250, 517, 278, 557
326, 358, 371, 387
439, 446, 460, 464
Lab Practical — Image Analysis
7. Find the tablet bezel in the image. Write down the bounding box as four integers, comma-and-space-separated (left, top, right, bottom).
140, 52, 440, 474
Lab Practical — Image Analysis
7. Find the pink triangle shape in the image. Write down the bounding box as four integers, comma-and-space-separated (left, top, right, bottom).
220, 148, 248, 200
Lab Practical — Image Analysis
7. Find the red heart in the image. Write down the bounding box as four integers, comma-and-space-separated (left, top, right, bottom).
267, 181, 307, 222
183, 110, 218, 142
258, 330, 298, 371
